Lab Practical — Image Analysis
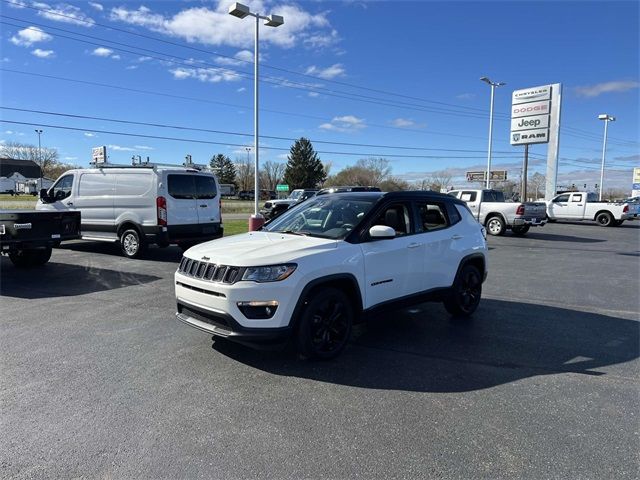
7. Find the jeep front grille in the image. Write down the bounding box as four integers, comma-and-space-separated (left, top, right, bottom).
177, 256, 242, 284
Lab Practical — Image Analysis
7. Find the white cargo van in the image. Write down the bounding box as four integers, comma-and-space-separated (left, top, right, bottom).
36, 165, 222, 258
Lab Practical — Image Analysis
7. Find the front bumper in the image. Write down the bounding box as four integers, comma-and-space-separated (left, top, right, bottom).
176, 301, 291, 344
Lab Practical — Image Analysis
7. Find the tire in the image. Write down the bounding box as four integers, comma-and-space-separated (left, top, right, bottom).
547, 218, 557, 223
8, 247, 51, 267
485, 216, 506, 236
444, 264, 483, 318
120, 228, 146, 258
595, 212, 614, 227
511, 225, 530, 236
296, 287, 354, 360
613, 220, 624, 227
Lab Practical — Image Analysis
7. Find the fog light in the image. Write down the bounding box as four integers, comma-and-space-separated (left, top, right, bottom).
237, 301, 279, 319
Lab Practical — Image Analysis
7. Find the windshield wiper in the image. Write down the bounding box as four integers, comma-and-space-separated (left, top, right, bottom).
278, 230, 309, 236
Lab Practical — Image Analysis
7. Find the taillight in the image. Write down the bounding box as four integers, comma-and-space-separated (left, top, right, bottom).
623, 204, 629, 213
219, 196, 222, 220
157, 196, 167, 226
516, 204, 525, 216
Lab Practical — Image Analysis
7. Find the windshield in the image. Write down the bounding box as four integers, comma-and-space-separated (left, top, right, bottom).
263, 195, 378, 239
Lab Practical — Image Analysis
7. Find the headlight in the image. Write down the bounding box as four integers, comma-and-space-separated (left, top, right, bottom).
242, 264, 296, 282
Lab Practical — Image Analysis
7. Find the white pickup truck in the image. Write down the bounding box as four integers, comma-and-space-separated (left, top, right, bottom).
448, 189, 547, 236
546, 192, 638, 226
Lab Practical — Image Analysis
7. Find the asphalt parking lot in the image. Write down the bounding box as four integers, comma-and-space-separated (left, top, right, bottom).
1, 221, 639, 479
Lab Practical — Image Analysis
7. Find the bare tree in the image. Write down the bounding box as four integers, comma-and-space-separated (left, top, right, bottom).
424, 170, 453, 192
235, 156, 254, 191
261, 161, 286, 190
528, 172, 546, 199
0, 141, 60, 177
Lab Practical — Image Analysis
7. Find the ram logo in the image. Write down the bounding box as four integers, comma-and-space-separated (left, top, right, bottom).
512, 133, 521, 142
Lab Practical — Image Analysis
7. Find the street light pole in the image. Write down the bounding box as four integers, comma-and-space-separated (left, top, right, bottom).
35, 129, 43, 190
229, 2, 283, 231
598, 114, 615, 201
480, 77, 505, 189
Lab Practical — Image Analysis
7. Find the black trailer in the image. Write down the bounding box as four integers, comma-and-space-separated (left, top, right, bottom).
0, 210, 81, 267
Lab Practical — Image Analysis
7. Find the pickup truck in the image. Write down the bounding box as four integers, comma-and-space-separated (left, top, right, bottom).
546, 192, 638, 226
448, 189, 547, 236
0, 210, 81, 267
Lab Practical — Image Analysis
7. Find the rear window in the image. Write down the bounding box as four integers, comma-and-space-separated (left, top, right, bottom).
482, 190, 505, 202
168, 175, 195, 199
168, 174, 217, 199
195, 176, 217, 199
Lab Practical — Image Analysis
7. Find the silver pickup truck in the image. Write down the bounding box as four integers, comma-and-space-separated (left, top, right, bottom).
448, 189, 547, 236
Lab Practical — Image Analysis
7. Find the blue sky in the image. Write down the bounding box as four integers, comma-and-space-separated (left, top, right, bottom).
1, 0, 638, 190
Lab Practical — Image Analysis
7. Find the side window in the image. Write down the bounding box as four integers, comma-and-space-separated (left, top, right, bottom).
51, 175, 73, 201
168, 175, 196, 199
371, 203, 412, 236
416, 202, 449, 232
570, 194, 582, 202
554, 194, 570, 202
78, 173, 115, 196
460, 191, 477, 202
195, 175, 217, 199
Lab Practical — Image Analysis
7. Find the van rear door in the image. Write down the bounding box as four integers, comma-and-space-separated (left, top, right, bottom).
194, 175, 220, 225
166, 174, 198, 226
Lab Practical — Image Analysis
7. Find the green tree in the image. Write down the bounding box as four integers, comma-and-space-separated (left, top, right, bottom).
209, 153, 237, 186
283, 138, 325, 189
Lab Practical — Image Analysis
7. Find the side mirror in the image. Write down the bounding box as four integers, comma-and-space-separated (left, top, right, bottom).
369, 225, 396, 239
39, 188, 50, 202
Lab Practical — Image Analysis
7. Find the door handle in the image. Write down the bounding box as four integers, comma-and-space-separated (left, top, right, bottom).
407, 242, 422, 249
199, 204, 207, 208
66, 202, 73, 206
577, 204, 583, 206
451, 234, 463, 240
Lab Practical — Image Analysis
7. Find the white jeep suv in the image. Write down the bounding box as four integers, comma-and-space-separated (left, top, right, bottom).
175, 191, 488, 359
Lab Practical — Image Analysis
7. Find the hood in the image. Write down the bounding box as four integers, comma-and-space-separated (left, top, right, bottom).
184, 231, 337, 266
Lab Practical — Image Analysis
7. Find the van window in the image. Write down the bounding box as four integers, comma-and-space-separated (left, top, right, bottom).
195, 176, 217, 199
51, 174, 73, 200
78, 173, 116, 196
168, 175, 195, 199
115, 173, 152, 196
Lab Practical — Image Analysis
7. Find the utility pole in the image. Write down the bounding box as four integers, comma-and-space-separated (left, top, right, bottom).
35, 129, 43, 190
521, 144, 529, 202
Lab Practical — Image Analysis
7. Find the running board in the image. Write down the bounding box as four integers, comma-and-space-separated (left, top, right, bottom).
81, 235, 118, 243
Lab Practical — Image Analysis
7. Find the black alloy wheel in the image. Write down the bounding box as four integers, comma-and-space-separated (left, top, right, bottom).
596, 212, 614, 227
297, 288, 353, 360
444, 264, 482, 317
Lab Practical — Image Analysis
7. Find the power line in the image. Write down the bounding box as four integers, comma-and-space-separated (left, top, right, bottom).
0, 0, 507, 116
0, 68, 490, 141
0, 106, 526, 154
0, 119, 531, 160
0, 17, 497, 121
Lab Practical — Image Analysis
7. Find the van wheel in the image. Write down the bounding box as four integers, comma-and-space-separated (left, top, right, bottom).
120, 229, 146, 258
486, 216, 506, 236
444, 264, 482, 318
296, 288, 353, 360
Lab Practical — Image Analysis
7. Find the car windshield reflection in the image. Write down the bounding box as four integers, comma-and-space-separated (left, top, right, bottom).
263, 196, 377, 239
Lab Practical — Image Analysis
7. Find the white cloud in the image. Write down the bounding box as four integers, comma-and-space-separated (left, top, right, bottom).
84, 132, 96, 137
305, 63, 345, 80
111, 54, 121, 60
88, 2, 103, 11
389, 118, 425, 128
125, 65, 138, 70
319, 115, 366, 133
33, 2, 95, 27
308, 91, 320, 98
456, 93, 476, 100
134, 145, 154, 150
64, 156, 78, 161
169, 67, 242, 83
575, 80, 640, 98
6, 0, 27, 8
31, 49, 55, 58
137, 56, 152, 62
10, 27, 53, 47
215, 49, 256, 66
237, 87, 246, 93
110, 2, 337, 49
91, 47, 113, 57
107, 144, 135, 151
